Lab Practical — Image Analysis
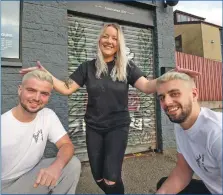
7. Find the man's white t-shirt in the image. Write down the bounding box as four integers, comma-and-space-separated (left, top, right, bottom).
1, 108, 67, 180
175, 107, 222, 194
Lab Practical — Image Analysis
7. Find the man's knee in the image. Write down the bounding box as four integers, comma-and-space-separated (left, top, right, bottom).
157, 177, 168, 190
64, 156, 81, 178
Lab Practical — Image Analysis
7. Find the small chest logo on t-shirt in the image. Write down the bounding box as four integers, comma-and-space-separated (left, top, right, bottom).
195, 154, 209, 172
33, 129, 43, 143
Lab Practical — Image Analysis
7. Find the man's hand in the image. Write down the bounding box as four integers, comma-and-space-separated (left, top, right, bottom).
33, 135, 74, 188
33, 164, 62, 188
155, 153, 193, 194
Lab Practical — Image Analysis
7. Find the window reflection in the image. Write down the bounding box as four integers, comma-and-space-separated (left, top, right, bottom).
176, 13, 200, 23
1, 1, 20, 59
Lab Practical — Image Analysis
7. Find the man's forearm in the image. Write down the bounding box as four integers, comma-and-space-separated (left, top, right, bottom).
156, 166, 193, 194
51, 143, 74, 170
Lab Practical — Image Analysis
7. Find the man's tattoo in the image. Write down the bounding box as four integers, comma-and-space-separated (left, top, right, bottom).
64, 78, 73, 89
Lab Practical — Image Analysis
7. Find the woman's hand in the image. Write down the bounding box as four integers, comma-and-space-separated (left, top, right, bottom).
19, 61, 48, 75
19, 61, 80, 95
174, 65, 201, 78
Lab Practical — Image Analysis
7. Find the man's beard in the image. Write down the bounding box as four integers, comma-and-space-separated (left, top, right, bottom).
165, 101, 192, 124
20, 101, 43, 114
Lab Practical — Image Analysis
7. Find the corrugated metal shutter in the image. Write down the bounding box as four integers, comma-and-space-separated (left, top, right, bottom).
67, 13, 156, 161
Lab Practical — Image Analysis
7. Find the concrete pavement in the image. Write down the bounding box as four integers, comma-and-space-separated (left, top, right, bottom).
76, 149, 177, 194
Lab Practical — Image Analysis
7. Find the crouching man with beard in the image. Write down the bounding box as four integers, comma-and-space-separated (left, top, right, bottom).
1, 70, 81, 194
155, 71, 222, 194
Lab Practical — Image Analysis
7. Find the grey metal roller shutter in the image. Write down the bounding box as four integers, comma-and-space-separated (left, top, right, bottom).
67, 13, 156, 161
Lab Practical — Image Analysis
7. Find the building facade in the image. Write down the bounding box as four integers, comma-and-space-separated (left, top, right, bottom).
174, 10, 222, 62
1, 1, 176, 161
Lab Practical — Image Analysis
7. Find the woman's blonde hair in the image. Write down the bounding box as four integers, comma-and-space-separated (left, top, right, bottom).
95, 23, 129, 82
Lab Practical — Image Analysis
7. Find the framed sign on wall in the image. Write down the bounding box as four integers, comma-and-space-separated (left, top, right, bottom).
1, 1, 21, 65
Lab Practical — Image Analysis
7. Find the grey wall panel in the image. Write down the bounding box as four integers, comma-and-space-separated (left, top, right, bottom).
154, 1, 176, 149
67, 1, 154, 27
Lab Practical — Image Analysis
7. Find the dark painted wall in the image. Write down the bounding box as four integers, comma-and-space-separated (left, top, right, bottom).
2, 1, 68, 127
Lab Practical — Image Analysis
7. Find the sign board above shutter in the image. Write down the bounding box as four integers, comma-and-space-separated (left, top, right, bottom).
67, 1, 154, 27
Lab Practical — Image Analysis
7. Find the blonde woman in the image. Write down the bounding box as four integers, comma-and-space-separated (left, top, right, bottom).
20, 23, 199, 194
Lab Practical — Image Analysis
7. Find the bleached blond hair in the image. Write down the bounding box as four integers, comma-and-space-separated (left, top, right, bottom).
95, 23, 129, 82
156, 71, 196, 88
22, 70, 53, 85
